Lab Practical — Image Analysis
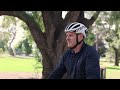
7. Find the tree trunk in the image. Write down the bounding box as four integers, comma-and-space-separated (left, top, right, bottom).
94, 34, 99, 51
40, 27, 66, 78
113, 48, 119, 66
113, 46, 119, 66
8, 27, 17, 56
8, 47, 14, 56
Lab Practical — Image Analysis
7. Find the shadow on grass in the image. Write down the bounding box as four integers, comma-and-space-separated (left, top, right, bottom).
13, 57, 28, 59
107, 67, 120, 70
13, 56, 34, 60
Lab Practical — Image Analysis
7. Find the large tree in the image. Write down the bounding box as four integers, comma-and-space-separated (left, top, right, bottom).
106, 11, 120, 66
0, 31, 10, 52
2, 16, 20, 56
92, 11, 120, 66
0, 11, 100, 78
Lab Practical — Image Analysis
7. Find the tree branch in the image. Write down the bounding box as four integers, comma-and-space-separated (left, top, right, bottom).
57, 11, 80, 39
42, 11, 63, 51
49, 11, 63, 26
0, 11, 46, 50
77, 11, 85, 23
85, 11, 101, 28
64, 11, 80, 26
42, 11, 56, 49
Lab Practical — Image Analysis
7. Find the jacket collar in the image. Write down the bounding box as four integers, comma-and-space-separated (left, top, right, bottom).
70, 41, 86, 54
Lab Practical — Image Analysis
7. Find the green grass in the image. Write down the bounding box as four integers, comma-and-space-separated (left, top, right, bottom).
100, 58, 120, 79
2, 55, 120, 79
0, 55, 42, 72
106, 68, 120, 79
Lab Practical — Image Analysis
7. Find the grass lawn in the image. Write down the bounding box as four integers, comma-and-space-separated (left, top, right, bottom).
0, 55, 42, 72
1, 54, 120, 79
100, 58, 120, 79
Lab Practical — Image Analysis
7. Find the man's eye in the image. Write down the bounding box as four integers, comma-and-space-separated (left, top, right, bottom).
69, 35, 73, 37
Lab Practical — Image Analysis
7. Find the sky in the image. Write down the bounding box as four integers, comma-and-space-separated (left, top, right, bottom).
62, 11, 68, 19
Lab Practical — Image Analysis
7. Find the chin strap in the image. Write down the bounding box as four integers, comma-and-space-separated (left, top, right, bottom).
70, 34, 83, 49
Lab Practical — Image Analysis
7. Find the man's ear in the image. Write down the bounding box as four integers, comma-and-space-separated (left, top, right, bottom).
79, 34, 84, 39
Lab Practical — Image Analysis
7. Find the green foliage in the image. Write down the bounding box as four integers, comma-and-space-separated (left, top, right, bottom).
0, 31, 10, 52
32, 46, 42, 62
22, 38, 32, 55
14, 40, 23, 55
105, 37, 113, 42
20, 21, 34, 47
106, 11, 120, 50
88, 11, 111, 57
110, 11, 120, 23
84, 30, 95, 46
0, 40, 5, 50
2, 16, 17, 29
32, 11, 45, 33
15, 38, 32, 56
98, 42, 107, 57
34, 50, 40, 61
0, 48, 3, 53
15, 41, 22, 50
25, 11, 45, 32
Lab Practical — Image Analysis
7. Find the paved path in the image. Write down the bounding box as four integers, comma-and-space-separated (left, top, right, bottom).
0, 72, 42, 79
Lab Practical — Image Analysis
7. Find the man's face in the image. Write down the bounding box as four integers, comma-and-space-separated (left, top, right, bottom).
65, 32, 77, 48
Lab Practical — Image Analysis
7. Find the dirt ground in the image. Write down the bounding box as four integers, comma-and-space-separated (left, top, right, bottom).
0, 72, 42, 79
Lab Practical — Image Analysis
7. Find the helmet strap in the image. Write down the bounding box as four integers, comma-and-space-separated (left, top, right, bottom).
70, 34, 83, 49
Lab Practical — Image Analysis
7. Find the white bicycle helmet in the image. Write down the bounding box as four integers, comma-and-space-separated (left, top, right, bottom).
65, 22, 88, 38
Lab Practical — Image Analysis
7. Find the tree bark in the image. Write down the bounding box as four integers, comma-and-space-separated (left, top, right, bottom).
113, 47, 119, 66
8, 25, 17, 56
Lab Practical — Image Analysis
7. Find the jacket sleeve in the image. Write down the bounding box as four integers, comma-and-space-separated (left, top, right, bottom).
48, 56, 66, 79
85, 47, 100, 79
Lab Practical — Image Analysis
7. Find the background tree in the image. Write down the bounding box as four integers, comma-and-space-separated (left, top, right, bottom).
2, 16, 18, 56
0, 11, 100, 78
0, 31, 10, 52
106, 11, 120, 66
22, 38, 32, 56
91, 11, 120, 66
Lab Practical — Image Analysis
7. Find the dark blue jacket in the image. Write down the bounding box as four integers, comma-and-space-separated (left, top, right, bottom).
48, 42, 100, 79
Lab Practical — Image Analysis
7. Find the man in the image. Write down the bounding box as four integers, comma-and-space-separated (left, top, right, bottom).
48, 22, 100, 79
